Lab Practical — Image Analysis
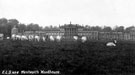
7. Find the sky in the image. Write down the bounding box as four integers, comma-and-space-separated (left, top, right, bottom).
1, 0, 135, 28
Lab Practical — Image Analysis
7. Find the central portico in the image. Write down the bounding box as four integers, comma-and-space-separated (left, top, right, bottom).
60, 22, 83, 40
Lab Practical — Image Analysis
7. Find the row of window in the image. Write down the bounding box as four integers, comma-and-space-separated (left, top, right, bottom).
78, 33, 98, 36
46, 33, 64, 35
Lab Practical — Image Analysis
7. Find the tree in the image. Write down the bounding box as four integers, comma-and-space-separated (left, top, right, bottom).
102, 26, 112, 32
26, 23, 40, 31
90, 26, 102, 31
18, 23, 27, 32
114, 26, 124, 32
85, 25, 90, 28
0, 18, 8, 26
125, 26, 135, 32
8, 19, 19, 26
0, 18, 9, 37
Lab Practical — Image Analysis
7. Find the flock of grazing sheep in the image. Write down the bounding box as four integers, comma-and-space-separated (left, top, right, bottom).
10, 34, 118, 47
10, 34, 87, 42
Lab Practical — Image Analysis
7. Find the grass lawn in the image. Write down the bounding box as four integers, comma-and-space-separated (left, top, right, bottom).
0, 40, 134, 75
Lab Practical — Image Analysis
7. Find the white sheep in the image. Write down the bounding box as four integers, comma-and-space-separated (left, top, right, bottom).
81, 36, 87, 42
16, 35, 21, 40
42, 36, 46, 42
28, 35, 34, 41
73, 36, 78, 41
21, 35, 28, 40
49, 36, 55, 41
106, 40, 117, 46
34, 35, 40, 42
56, 35, 62, 41
6, 37, 10, 39
11, 34, 16, 40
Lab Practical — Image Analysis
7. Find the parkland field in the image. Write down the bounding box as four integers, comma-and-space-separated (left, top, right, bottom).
0, 40, 134, 75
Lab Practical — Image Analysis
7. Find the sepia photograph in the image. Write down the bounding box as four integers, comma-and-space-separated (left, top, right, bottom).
0, 0, 135, 75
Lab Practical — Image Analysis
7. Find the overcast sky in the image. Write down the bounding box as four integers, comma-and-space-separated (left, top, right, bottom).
1, 0, 135, 27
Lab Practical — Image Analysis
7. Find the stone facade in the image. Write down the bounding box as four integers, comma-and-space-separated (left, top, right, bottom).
11, 23, 135, 41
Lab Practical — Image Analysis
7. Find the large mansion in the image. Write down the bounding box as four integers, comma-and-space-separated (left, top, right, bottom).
11, 22, 135, 41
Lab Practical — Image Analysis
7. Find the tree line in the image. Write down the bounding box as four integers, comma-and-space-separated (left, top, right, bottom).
0, 18, 43, 37
0, 18, 135, 37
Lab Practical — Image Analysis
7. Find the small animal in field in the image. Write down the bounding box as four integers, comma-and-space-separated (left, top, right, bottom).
81, 36, 87, 42
73, 36, 78, 41
106, 40, 117, 46
6, 37, 10, 39
34, 35, 40, 42
56, 35, 62, 41
49, 36, 55, 41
